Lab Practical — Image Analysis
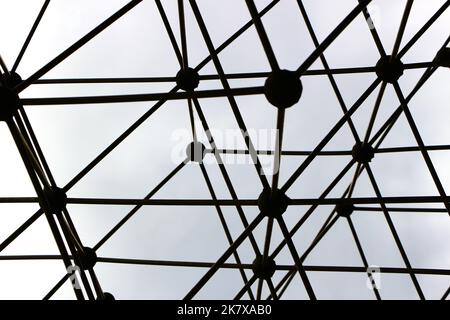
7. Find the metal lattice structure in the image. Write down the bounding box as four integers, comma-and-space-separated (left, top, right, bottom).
0, 0, 450, 300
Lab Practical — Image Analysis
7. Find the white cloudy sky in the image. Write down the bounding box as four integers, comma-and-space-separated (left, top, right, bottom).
0, 0, 449, 299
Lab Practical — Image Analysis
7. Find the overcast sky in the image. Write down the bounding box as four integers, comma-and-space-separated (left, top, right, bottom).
0, 0, 449, 299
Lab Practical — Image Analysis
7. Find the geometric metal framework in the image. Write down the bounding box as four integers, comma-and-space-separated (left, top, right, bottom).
0, 0, 449, 300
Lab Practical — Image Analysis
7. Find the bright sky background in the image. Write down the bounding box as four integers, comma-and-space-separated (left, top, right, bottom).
0, 0, 449, 299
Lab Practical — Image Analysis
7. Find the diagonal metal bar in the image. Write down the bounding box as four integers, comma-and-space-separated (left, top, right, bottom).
16, 106, 56, 186
274, 270, 296, 300
191, 100, 255, 299
269, 159, 366, 298
273, 159, 356, 258
398, 0, 450, 58
266, 270, 294, 300
43, 273, 71, 300
392, 81, 450, 216
194, 0, 280, 72
15, 0, 144, 93
363, 82, 387, 143
192, 97, 261, 255
183, 55, 254, 299
198, 163, 255, 300
7, 120, 85, 299
358, 0, 386, 56
276, 216, 316, 299
9, 118, 94, 295
296, 0, 360, 142
189, 0, 270, 189
234, 275, 258, 300
15, 107, 88, 280
11, 0, 51, 72
245, 0, 279, 71
369, 37, 450, 147
271, 109, 285, 190
178, 0, 189, 69
155, 0, 183, 67
55, 212, 95, 300
282, 78, 381, 192
361, 0, 412, 144
184, 213, 265, 300
0, 55, 9, 76
364, 164, 425, 299
391, 0, 414, 58
266, 278, 279, 300
9, 121, 51, 190
257, 216, 274, 300
295, 0, 372, 76
299, 215, 339, 263
0, 210, 44, 252
347, 216, 381, 300
369, 66, 436, 146
62, 89, 175, 191
442, 286, 450, 300
94, 159, 187, 250
10, 115, 93, 283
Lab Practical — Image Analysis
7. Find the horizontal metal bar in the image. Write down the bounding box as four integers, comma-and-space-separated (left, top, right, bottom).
289, 196, 450, 206
208, 144, 450, 157
0, 197, 39, 203
30, 62, 433, 85
63, 196, 450, 206
5, 196, 448, 207
21, 86, 264, 105
100, 257, 450, 276
4, 255, 443, 276
355, 206, 447, 213
67, 198, 258, 206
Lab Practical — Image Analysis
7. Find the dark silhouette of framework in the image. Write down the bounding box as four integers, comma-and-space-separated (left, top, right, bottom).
0, 0, 450, 300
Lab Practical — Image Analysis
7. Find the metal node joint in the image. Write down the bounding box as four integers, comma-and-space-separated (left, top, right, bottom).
186, 141, 206, 163
375, 55, 404, 83
258, 188, 290, 218
264, 69, 302, 109
335, 203, 355, 218
78, 247, 97, 270
252, 255, 276, 280
352, 142, 375, 164
176, 67, 200, 91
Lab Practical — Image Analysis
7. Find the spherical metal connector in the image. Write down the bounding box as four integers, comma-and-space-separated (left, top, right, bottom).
176, 67, 200, 91
257, 188, 290, 218
335, 203, 355, 218
352, 142, 375, 164
186, 141, 206, 163
1, 72, 22, 88
252, 255, 276, 280
43, 187, 68, 214
264, 69, 302, 109
375, 55, 404, 83
78, 247, 97, 270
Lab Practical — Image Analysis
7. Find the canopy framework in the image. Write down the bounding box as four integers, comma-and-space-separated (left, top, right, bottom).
0, 0, 449, 300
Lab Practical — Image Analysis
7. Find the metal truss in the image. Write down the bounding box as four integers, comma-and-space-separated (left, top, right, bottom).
0, 0, 449, 300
